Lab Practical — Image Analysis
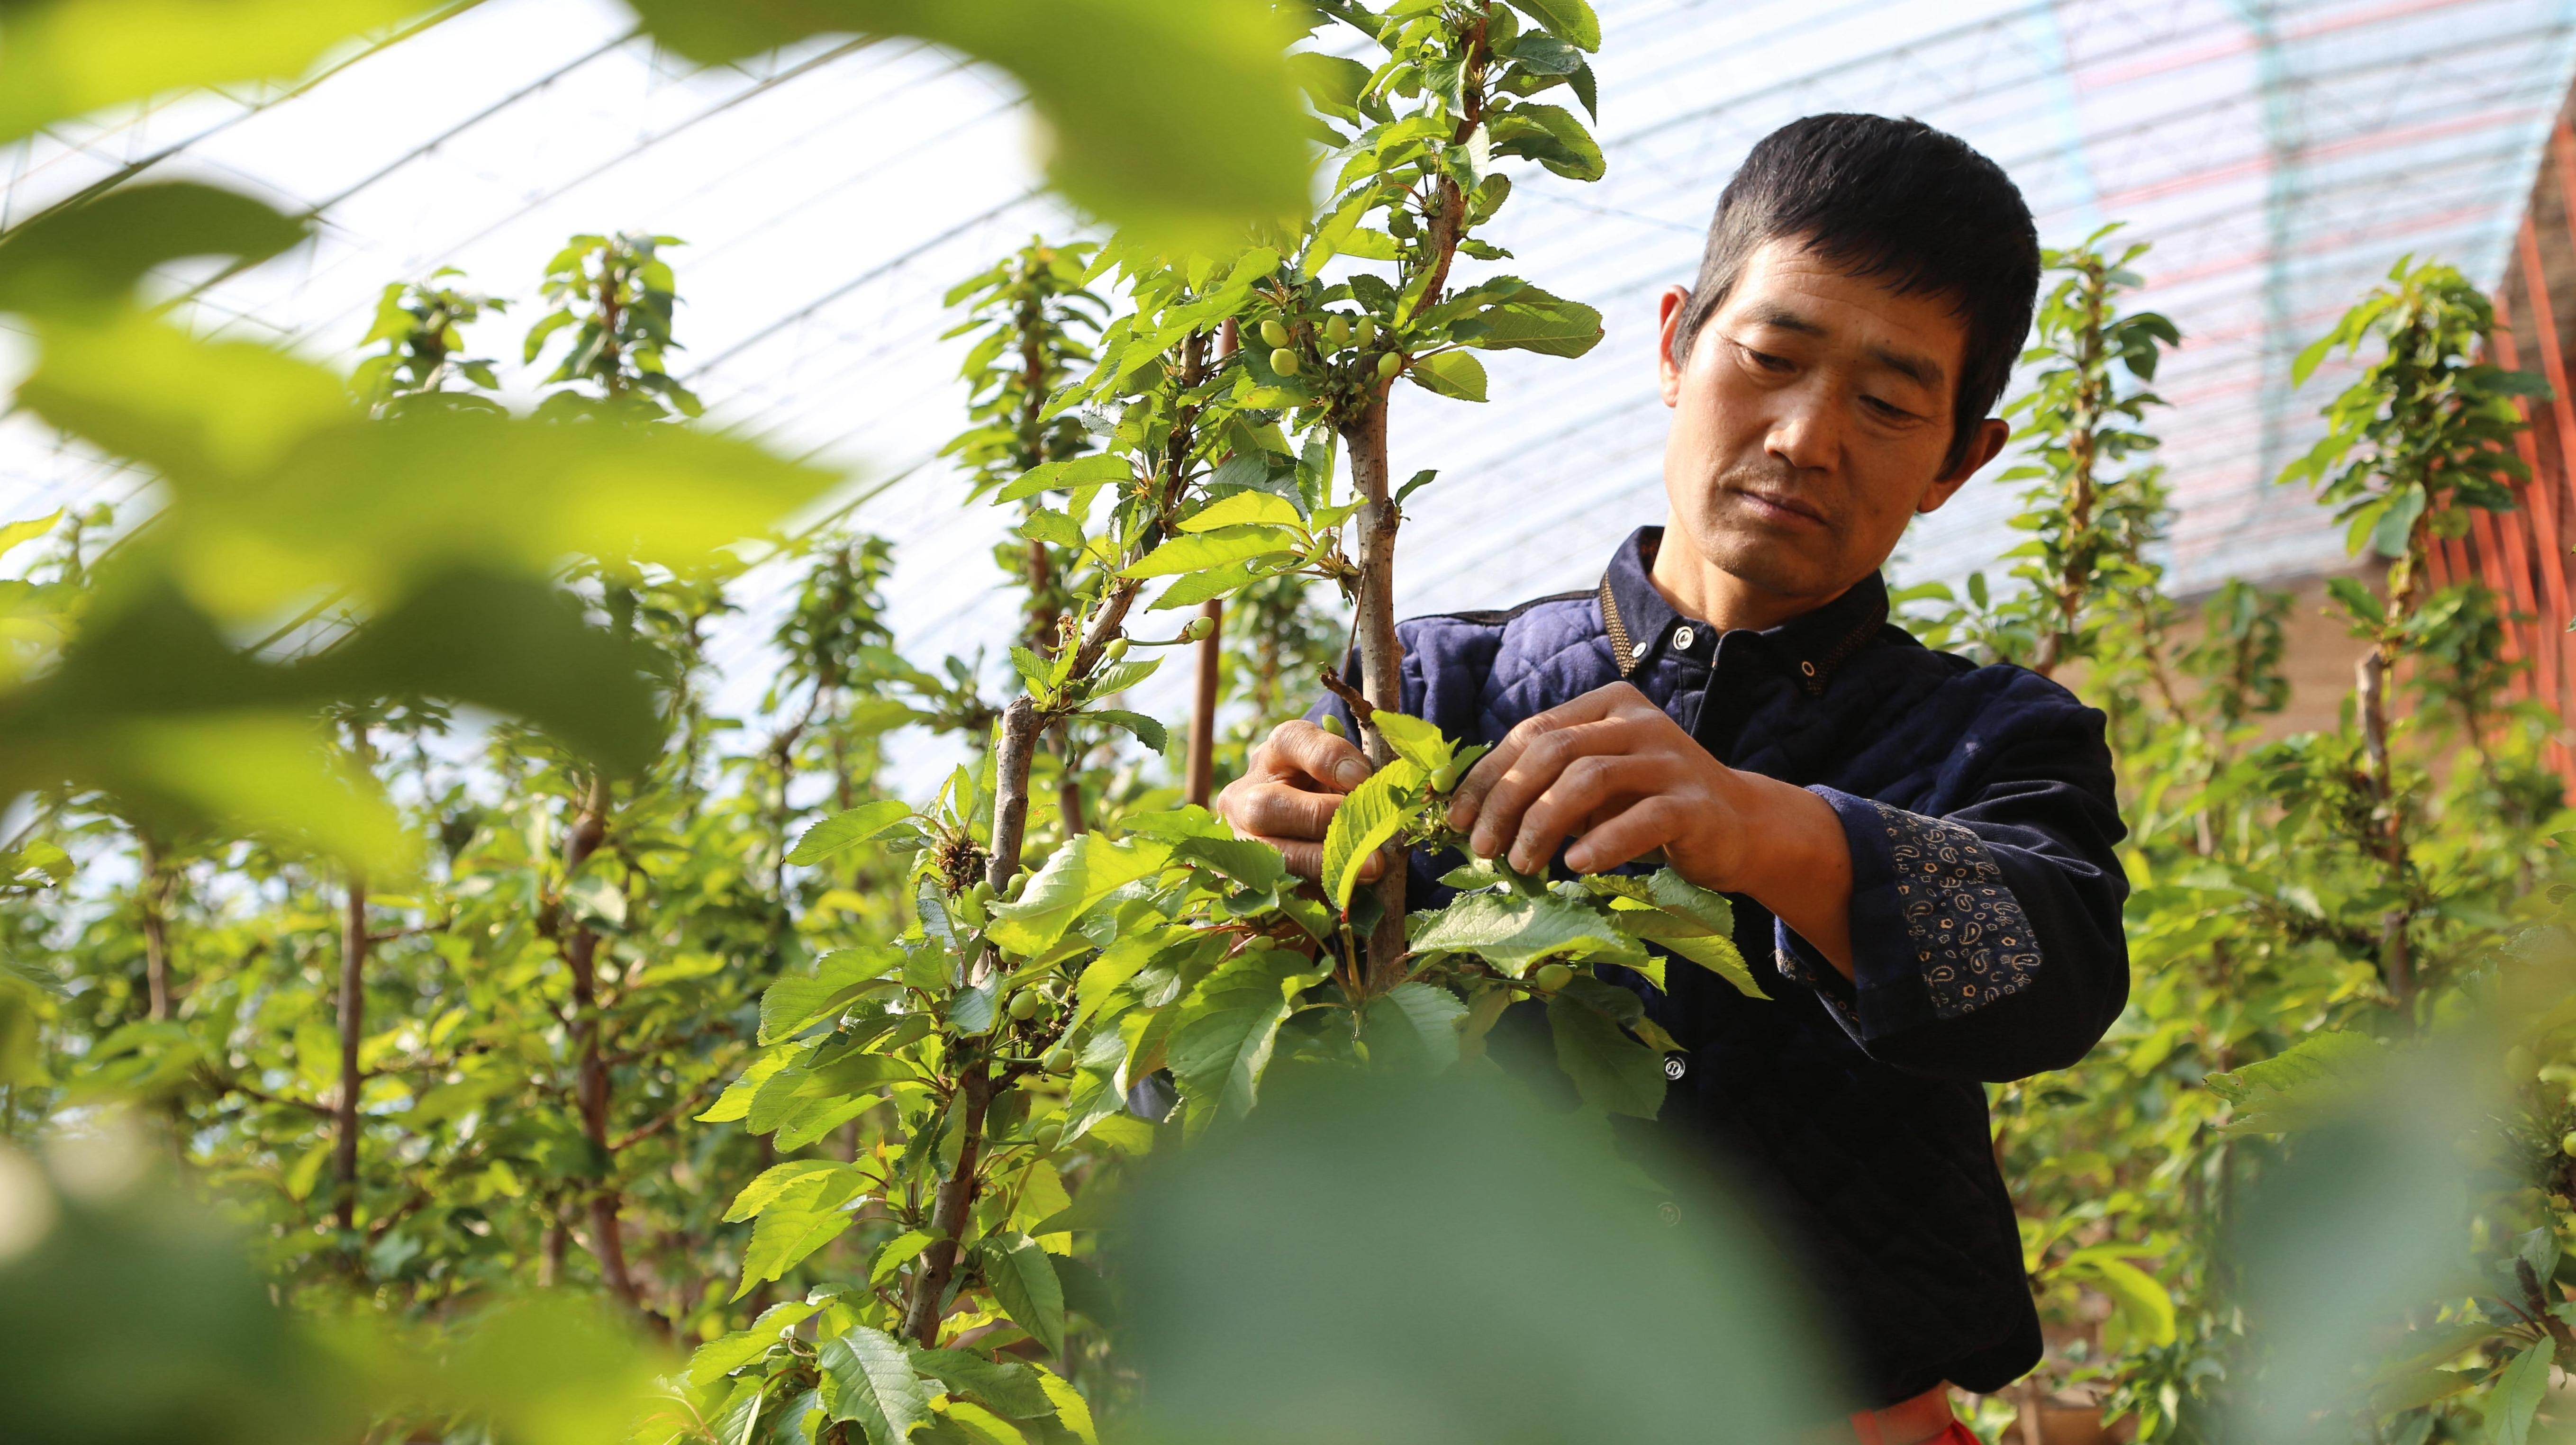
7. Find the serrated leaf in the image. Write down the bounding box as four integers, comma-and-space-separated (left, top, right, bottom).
1087, 708, 1169, 753
1033, 1365, 1096, 1445
973, 1232, 1067, 1356
1320, 759, 1423, 909
994, 454, 1130, 504
1178, 491, 1302, 532
1488, 101, 1604, 182
1408, 889, 1645, 972
1454, 292, 1604, 358
2490, 1338, 2554, 1445
787, 800, 913, 865
821, 1327, 935, 1444
1503, 0, 1602, 50
1370, 709, 1455, 772
737, 1170, 867, 1297
699, 1048, 797, 1122
1406, 350, 1488, 402
726, 1159, 861, 1223
2207, 1030, 2382, 1135
760, 948, 902, 1043
1167, 950, 1318, 1125
687, 1300, 824, 1387
1122, 524, 1304, 578
1366, 981, 1467, 1072
1547, 992, 1664, 1117
986, 834, 1174, 955
1170, 835, 1288, 893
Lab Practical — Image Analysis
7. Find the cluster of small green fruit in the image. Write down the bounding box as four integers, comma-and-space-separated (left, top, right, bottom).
1256, 311, 1402, 384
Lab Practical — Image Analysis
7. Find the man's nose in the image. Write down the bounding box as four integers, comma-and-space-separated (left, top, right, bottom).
1765, 379, 1843, 472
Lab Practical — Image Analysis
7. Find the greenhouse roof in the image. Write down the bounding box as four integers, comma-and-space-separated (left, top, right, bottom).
5, 0, 2576, 700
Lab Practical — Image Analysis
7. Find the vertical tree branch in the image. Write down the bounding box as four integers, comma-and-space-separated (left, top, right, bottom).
1341, 392, 1408, 984
1187, 599, 1224, 806
560, 771, 643, 1310
333, 862, 366, 1238
903, 696, 1042, 1346
137, 828, 173, 1022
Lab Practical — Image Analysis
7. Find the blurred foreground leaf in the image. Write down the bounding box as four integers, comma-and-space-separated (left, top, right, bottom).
0, 0, 424, 144
0, 182, 308, 317
1113, 1069, 1832, 1443
622, 0, 1311, 245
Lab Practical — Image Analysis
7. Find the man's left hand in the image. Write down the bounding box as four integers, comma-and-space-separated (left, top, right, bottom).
1444, 681, 1858, 973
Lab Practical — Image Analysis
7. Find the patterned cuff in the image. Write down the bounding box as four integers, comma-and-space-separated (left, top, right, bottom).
1808, 787, 2043, 1034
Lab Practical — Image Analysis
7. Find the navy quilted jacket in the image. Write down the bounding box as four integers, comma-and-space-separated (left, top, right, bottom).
1307, 527, 2130, 1406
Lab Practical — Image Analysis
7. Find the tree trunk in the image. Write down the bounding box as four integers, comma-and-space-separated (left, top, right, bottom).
562, 773, 643, 1309
1341, 394, 1408, 988
1186, 599, 1224, 806
333, 868, 366, 1237
903, 697, 1042, 1346
137, 830, 173, 1022
2355, 649, 2413, 1012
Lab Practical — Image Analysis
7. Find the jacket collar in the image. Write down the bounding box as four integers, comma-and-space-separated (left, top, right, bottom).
1601, 526, 1891, 697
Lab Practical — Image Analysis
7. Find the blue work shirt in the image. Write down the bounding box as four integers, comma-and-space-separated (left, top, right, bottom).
1308, 525, 2130, 1406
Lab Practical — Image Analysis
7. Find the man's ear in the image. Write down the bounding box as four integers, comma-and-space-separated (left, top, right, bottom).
1656, 285, 1691, 407
1916, 417, 2010, 515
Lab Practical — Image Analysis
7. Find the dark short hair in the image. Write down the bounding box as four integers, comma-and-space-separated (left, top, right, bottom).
1673, 114, 2040, 474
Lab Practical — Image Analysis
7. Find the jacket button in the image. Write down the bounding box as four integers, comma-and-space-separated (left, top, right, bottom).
1673, 626, 1695, 650
1631, 640, 1651, 661
1663, 1054, 1688, 1081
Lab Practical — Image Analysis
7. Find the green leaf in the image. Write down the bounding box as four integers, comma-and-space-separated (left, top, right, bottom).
700, 1049, 797, 1123
1170, 835, 1288, 893
907, 1348, 1055, 1419
1365, 981, 1466, 1072
1641, 927, 1765, 1000
973, 1232, 1067, 1356
1370, 709, 1456, 773
725, 1160, 859, 1223
1501, 0, 1602, 50
1086, 709, 1169, 753
1319, 759, 1423, 909
760, 948, 901, 1043
1167, 949, 1318, 1125
626, 0, 1313, 251
1121, 524, 1304, 578
820, 1326, 936, 1444
1453, 292, 1604, 358
2369, 485, 2425, 560
736, 1170, 867, 1297
993, 453, 1130, 504
2057, 1248, 2176, 1349
2207, 1030, 2383, 1135
686, 1300, 824, 1387
1147, 560, 1255, 609
1408, 889, 1646, 972
1547, 992, 1665, 1117
2490, 1338, 2554, 1445
1034, 1365, 1097, 1445
1178, 491, 1301, 532
1406, 350, 1488, 402
0, 184, 308, 318
1488, 102, 1604, 182
985, 833, 1174, 955
789, 800, 914, 866
0, 0, 423, 144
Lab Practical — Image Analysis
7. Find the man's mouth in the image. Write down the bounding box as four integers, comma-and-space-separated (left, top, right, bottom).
1732, 488, 1828, 528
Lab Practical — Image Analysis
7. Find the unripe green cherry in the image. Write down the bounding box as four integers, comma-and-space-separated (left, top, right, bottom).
1270, 347, 1302, 377
1319, 714, 1346, 739
1431, 761, 1460, 792
1008, 990, 1042, 1021
1533, 963, 1574, 993
1033, 1121, 1062, 1150
1259, 318, 1291, 349
1184, 615, 1215, 642
2561, 1130, 2576, 1158
1377, 352, 1402, 381
1325, 316, 1352, 349
1042, 1046, 1076, 1075
1354, 316, 1377, 349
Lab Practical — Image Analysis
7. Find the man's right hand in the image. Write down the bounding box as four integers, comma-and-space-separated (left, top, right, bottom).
1214, 718, 1382, 884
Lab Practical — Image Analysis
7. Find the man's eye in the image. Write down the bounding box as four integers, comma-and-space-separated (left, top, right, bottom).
1863, 395, 1918, 421
1737, 342, 1792, 372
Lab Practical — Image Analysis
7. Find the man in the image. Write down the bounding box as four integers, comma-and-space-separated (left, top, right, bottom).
1216, 114, 2129, 1445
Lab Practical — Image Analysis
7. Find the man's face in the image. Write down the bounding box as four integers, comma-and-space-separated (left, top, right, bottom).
1656, 236, 2006, 606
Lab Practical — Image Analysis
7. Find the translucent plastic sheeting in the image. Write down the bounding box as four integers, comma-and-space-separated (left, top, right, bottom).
2, 0, 2572, 723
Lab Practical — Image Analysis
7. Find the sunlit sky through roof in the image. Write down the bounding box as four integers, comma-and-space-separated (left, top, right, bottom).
4, 0, 2574, 734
